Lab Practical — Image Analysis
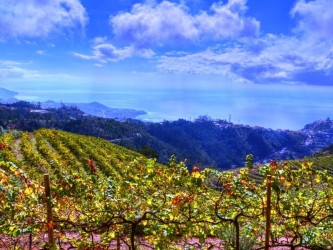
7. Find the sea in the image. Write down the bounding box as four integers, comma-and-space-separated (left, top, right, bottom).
8, 83, 333, 131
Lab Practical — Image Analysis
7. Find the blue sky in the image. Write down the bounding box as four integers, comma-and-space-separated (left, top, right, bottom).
0, 0, 333, 128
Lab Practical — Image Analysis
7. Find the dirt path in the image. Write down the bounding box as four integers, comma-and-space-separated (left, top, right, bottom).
29, 133, 37, 152
12, 138, 23, 161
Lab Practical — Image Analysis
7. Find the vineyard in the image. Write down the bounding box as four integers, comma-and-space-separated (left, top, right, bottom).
1, 129, 333, 249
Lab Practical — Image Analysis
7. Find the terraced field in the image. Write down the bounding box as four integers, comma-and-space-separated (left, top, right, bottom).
0, 128, 146, 181
244, 155, 333, 182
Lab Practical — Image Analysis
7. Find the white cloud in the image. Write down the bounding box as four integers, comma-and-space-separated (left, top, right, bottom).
74, 0, 258, 65
291, 0, 333, 39
0, 61, 36, 78
92, 37, 108, 45
111, 1, 198, 47
36, 50, 46, 55
110, 0, 259, 48
158, 49, 231, 75
88, 43, 134, 62
73, 43, 134, 63
0, 60, 73, 80
69, 0, 333, 86
0, 0, 88, 39
196, 0, 259, 39
158, 34, 333, 85
73, 38, 155, 64
155, 0, 333, 85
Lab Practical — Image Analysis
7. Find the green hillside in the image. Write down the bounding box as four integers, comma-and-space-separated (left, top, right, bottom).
1, 129, 333, 249
246, 154, 333, 182
0, 128, 147, 181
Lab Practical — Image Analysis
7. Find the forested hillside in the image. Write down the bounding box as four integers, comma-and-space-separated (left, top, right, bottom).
1, 101, 333, 169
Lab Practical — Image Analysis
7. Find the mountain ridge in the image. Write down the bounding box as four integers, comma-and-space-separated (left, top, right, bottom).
39, 100, 146, 119
0, 87, 146, 119
0, 87, 18, 103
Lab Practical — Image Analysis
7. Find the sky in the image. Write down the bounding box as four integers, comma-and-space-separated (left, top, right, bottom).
0, 0, 333, 129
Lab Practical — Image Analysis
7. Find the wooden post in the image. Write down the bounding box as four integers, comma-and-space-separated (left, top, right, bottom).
117, 232, 121, 250
44, 174, 56, 249
265, 175, 272, 250
29, 233, 32, 250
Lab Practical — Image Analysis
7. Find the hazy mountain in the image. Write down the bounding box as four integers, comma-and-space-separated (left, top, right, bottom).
0, 88, 18, 103
0, 87, 146, 119
40, 100, 146, 119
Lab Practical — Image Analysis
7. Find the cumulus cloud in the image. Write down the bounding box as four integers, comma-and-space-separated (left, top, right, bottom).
71, 0, 333, 86
291, 0, 333, 39
73, 37, 155, 64
74, 0, 258, 65
196, 0, 259, 39
110, 0, 259, 48
73, 43, 134, 63
111, 1, 198, 47
73, 37, 154, 64
155, 0, 333, 85
0, 0, 88, 39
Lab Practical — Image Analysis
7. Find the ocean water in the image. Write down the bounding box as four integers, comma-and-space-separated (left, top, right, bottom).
11, 84, 333, 130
